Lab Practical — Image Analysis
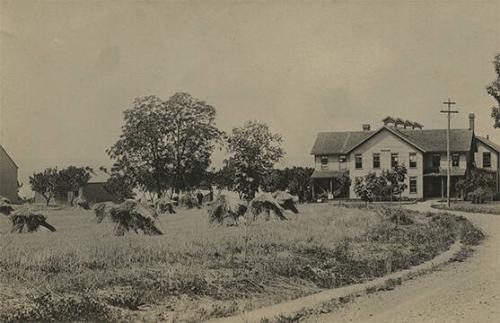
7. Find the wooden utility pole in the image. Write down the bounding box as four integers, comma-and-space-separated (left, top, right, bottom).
440, 98, 458, 207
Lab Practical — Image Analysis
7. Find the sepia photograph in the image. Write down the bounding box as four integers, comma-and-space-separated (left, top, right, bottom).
0, 1, 499, 322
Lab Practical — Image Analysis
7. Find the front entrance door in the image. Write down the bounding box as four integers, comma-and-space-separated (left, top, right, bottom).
424, 177, 443, 198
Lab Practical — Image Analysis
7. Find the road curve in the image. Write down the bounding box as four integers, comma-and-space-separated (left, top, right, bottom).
306, 201, 500, 323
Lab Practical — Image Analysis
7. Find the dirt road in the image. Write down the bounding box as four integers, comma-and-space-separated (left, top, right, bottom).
306, 202, 500, 323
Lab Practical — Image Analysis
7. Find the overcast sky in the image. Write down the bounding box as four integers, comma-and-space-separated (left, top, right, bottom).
1, 0, 499, 197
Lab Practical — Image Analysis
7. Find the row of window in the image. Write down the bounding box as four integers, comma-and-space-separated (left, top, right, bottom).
431, 153, 460, 168
355, 153, 417, 170
321, 152, 492, 169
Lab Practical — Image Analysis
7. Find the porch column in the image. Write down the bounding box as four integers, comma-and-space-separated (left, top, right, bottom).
329, 179, 333, 193
311, 181, 315, 201
441, 177, 444, 199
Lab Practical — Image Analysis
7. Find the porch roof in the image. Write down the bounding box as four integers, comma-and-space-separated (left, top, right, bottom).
423, 168, 466, 177
311, 170, 349, 179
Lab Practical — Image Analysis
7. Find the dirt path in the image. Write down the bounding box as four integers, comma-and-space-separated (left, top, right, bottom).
306, 201, 500, 323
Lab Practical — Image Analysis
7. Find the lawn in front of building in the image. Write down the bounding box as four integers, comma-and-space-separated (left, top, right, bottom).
432, 200, 500, 215
0, 203, 482, 322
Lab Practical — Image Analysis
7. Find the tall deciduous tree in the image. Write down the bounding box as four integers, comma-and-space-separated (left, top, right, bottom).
29, 168, 59, 206
226, 121, 284, 200
165, 92, 223, 191
107, 93, 222, 197
487, 53, 500, 128
107, 95, 172, 196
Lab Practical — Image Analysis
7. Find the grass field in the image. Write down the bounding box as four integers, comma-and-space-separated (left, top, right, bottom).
432, 201, 500, 215
0, 203, 483, 322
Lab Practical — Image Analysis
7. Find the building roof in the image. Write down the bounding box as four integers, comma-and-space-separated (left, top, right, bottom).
0, 144, 18, 169
311, 170, 349, 179
87, 170, 110, 184
391, 127, 473, 152
423, 168, 466, 177
311, 126, 474, 155
476, 136, 500, 153
311, 131, 375, 155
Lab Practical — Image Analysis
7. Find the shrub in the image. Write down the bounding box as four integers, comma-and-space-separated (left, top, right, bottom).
456, 168, 496, 201
381, 207, 414, 225
0, 292, 116, 323
103, 289, 146, 310
354, 165, 408, 202
469, 188, 488, 204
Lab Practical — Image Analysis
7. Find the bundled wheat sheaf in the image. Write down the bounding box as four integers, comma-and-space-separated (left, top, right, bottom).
208, 195, 248, 225
9, 207, 57, 233
0, 196, 14, 215
179, 193, 199, 209
209, 193, 291, 225
247, 193, 287, 221
272, 191, 299, 214
93, 199, 162, 236
155, 197, 176, 215
73, 197, 90, 210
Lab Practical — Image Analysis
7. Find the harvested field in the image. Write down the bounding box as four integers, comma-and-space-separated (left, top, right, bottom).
0, 203, 482, 322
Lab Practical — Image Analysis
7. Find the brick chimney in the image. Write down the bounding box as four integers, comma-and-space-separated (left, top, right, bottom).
469, 113, 475, 131
362, 124, 371, 131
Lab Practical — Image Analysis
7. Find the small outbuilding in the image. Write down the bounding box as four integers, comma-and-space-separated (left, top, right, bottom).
34, 170, 117, 205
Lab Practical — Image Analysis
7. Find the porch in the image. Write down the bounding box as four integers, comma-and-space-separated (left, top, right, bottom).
310, 170, 350, 200
423, 168, 465, 199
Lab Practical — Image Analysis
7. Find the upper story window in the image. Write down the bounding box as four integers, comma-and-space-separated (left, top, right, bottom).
339, 155, 347, 163
432, 154, 441, 168
391, 153, 399, 168
483, 152, 491, 168
355, 154, 363, 169
409, 153, 417, 168
373, 153, 380, 169
452, 154, 460, 167
320, 155, 328, 169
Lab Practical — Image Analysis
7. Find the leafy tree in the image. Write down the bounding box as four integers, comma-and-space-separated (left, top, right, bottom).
261, 169, 288, 193
382, 164, 408, 200
456, 168, 496, 201
487, 53, 500, 128
29, 168, 59, 206
226, 121, 284, 200
206, 165, 236, 193
354, 173, 381, 203
165, 92, 223, 191
99, 167, 136, 202
107, 95, 170, 196
354, 165, 408, 202
56, 166, 92, 205
107, 93, 222, 197
261, 167, 314, 202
